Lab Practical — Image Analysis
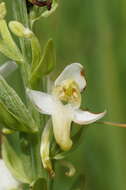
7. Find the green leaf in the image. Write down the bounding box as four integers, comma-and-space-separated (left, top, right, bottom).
0, 75, 38, 133
0, 102, 21, 131
2, 134, 33, 184
0, 20, 23, 62
30, 39, 56, 88
31, 36, 42, 72
0, 40, 23, 62
2, 133, 43, 185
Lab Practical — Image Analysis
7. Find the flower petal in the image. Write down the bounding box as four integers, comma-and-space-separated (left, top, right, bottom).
55, 63, 86, 92
0, 159, 19, 189
52, 104, 73, 151
27, 89, 57, 115
73, 109, 106, 125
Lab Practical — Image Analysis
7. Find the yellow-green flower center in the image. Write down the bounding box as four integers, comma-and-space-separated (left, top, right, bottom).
53, 79, 81, 107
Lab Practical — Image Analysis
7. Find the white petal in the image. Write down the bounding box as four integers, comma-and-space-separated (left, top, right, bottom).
0, 159, 19, 189
27, 89, 58, 115
52, 104, 73, 151
55, 63, 86, 92
0, 61, 17, 77
73, 109, 106, 125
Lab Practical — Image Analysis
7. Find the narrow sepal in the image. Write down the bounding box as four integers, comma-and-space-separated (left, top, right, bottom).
73, 109, 106, 125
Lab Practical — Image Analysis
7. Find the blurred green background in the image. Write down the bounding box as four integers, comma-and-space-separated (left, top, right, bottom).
2, 0, 126, 189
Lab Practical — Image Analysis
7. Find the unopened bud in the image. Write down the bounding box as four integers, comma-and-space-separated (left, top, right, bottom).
0, 2, 7, 19
60, 161, 76, 177
40, 120, 55, 177
2, 128, 15, 134
9, 21, 33, 39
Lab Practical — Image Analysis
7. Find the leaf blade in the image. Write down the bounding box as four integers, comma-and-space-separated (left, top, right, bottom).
0, 75, 38, 133
30, 39, 56, 89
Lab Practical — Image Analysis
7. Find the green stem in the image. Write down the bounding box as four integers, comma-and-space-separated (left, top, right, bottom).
12, 0, 43, 183
48, 176, 54, 190
13, 0, 30, 87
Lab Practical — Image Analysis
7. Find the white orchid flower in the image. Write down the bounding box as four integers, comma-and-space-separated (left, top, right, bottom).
0, 159, 20, 190
27, 63, 106, 151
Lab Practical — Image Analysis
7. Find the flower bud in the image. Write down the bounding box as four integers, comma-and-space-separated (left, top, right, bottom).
9, 21, 33, 39
60, 161, 76, 177
0, 2, 6, 19
2, 128, 14, 134
40, 120, 55, 177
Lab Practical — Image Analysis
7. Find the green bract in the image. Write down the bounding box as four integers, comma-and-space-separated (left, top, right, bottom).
0, 2, 6, 19
0, 75, 38, 133
2, 133, 43, 185
0, 20, 23, 62
30, 39, 56, 88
